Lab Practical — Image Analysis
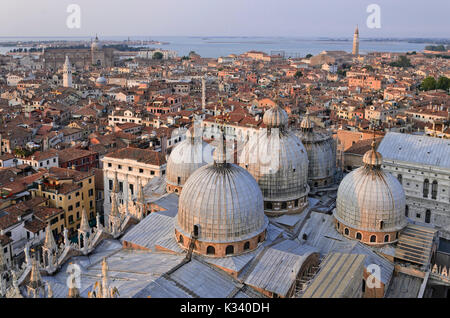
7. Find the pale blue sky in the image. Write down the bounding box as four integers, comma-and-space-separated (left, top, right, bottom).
1, 0, 449, 38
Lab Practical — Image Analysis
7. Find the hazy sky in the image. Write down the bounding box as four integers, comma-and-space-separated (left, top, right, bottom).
1, 0, 449, 38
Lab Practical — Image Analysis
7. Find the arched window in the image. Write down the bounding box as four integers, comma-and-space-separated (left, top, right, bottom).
379, 220, 384, 230
384, 235, 390, 242
356, 232, 362, 240
206, 246, 215, 255
337, 222, 340, 229
225, 245, 234, 255
396, 232, 399, 240
281, 202, 287, 209
397, 174, 403, 185
405, 205, 409, 217
425, 210, 431, 224
423, 179, 429, 198
431, 180, 438, 200
362, 279, 366, 293
244, 242, 250, 250
266, 202, 273, 210
193, 225, 199, 237
370, 235, 377, 243
258, 235, 262, 243
179, 235, 184, 244
344, 228, 349, 236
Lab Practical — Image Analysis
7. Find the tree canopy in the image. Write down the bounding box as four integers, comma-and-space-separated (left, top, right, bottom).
152, 52, 163, 60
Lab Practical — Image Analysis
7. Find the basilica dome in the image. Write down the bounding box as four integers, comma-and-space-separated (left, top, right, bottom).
175, 144, 268, 257
166, 127, 213, 193
297, 112, 336, 188
91, 36, 103, 51
239, 103, 309, 216
334, 141, 407, 246
95, 76, 107, 86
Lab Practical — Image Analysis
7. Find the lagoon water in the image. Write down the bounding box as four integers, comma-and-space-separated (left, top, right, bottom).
0, 36, 433, 58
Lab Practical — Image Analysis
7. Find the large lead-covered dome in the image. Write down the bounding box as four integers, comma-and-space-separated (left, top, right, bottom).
175, 147, 268, 257
166, 128, 213, 193
297, 112, 336, 188
334, 141, 407, 245
239, 103, 309, 216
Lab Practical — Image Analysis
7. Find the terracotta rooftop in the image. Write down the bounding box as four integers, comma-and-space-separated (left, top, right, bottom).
104, 147, 166, 166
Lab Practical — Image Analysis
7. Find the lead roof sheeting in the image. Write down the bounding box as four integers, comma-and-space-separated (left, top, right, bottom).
121, 212, 174, 250
169, 259, 238, 298
243, 246, 311, 297
377, 132, 450, 169
298, 212, 394, 284
201, 244, 264, 273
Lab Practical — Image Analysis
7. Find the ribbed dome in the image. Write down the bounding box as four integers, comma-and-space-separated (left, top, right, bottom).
175, 163, 268, 243
300, 115, 314, 130
363, 141, 383, 167
263, 105, 288, 128
166, 132, 213, 189
298, 132, 336, 184
239, 128, 309, 203
334, 146, 407, 234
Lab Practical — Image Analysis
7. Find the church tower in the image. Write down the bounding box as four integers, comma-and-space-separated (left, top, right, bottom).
63, 55, 72, 88
352, 25, 359, 55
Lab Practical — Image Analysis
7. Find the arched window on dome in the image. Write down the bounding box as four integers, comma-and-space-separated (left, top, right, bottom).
244, 242, 250, 250
337, 222, 340, 229
423, 179, 429, 198
384, 235, 390, 242
344, 228, 349, 236
177, 176, 181, 185
397, 174, 403, 185
356, 232, 362, 240
225, 245, 234, 255
370, 235, 377, 243
206, 246, 215, 255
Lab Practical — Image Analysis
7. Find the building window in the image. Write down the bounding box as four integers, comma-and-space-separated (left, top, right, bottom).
356, 232, 362, 240
108, 163, 112, 167
425, 210, 431, 224
244, 242, 250, 250
370, 235, 376, 243
109, 180, 113, 190
225, 245, 234, 255
344, 228, 349, 236
397, 174, 402, 185
206, 246, 215, 255
128, 167, 132, 171
68, 205, 73, 211
139, 169, 143, 173
118, 165, 122, 170
423, 179, 429, 198
89, 189, 94, 196
384, 235, 390, 242
76, 202, 80, 208
68, 215, 74, 224
431, 180, 438, 200
416, 213, 421, 219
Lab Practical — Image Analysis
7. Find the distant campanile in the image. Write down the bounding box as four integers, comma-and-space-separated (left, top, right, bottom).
63, 55, 72, 88
352, 25, 359, 55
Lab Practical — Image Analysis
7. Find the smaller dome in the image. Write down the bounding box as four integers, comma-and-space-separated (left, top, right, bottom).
363, 141, 383, 167
91, 36, 103, 50
96, 77, 107, 86
263, 105, 288, 128
300, 114, 314, 130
